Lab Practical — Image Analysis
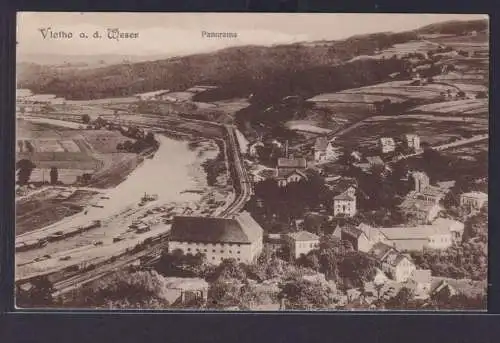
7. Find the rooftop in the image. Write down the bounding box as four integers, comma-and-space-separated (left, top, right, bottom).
170, 212, 263, 244
369, 242, 396, 261
277, 157, 307, 169
276, 168, 308, 180
461, 191, 488, 200
163, 277, 209, 291
366, 156, 384, 165
334, 192, 355, 201
377, 223, 455, 240
288, 230, 320, 242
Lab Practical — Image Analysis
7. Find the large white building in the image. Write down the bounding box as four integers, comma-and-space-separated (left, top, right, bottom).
287, 230, 320, 259
460, 191, 488, 212
168, 212, 263, 265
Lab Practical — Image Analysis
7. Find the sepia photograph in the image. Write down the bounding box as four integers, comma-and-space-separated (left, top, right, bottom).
15, 12, 488, 311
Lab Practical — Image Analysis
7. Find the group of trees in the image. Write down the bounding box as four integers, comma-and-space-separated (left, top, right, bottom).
296, 236, 377, 290
250, 172, 333, 231
410, 207, 487, 281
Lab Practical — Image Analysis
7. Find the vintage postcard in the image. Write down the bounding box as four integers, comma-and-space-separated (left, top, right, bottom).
15, 12, 488, 310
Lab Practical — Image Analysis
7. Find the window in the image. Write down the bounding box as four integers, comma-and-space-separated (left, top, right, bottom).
237, 251, 240, 254
229, 250, 232, 254
212, 250, 216, 253
220, 250, 224, 253
204, 249, 207, 252
212, 257, 215, 260
187, 248, 191, 252
237, 258, 241, 261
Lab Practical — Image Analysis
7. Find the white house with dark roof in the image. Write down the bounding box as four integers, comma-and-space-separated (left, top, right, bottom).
368, 242, 416, 283
379, 137, 396, 154
313, 137, 337, 162
287, 231, 320, 259
276, 169, 308, 187
460, 191, 488, 212
168, 212, 263, 265
404, 134, 421, 152
333, 187, 357, 217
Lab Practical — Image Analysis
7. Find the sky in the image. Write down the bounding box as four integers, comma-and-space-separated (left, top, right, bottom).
17, 12, 488, 57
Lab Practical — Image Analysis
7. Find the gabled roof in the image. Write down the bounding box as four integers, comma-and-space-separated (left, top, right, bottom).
366, 156, 384, 165
334, 192, 355, 201
369, 242, 396, 261
170, 212, 262, 244
277, 157, 307, 169
276, 168, 308, 180
314, 137, 331, 151
377, 224, 453, 240
460, 191, 488, 200
288, 230, 319, 242
342, 226, 365, 239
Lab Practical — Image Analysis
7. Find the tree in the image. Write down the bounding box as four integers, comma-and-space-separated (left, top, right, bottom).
385, 286, 416, 309
50, 167, 59, 185
476, 91, 487, 99
16, 276, 55, 308
278, 278, 335, 310
81, 114, 91, 124
16, 159, 36, 185
338, 253, 377, 288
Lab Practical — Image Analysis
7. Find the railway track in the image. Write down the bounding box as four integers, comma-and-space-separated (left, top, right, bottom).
18, 113, 253, 295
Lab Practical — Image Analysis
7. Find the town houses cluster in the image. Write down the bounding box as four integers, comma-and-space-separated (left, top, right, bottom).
163, 128, 487, 303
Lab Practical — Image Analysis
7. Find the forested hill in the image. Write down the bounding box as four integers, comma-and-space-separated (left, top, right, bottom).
17, 19, 487, 101
17, 31, 417, 100
416, 19, 488, 35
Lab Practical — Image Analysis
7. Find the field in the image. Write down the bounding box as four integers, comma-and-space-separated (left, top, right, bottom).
409, 99, 488, 116
16, 119, 142, 187
16, 188, 100, 235
335, 117, 487, 153
285, 120, 332, 134
310, 81, 455, 107
370, 40, 439, 59
441, 141, 488, 162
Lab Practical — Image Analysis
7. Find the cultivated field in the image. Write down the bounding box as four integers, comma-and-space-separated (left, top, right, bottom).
408, 99, 488, 116
16, 119, 142, 187
334, 117, 487, 152
285, 120, 333, 134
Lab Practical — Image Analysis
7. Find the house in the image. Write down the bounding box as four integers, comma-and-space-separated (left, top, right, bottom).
379, 137, 396, 154
407, 269, 432, 298
168, 212, 263, 265
430, 280, 457, 300
161, 277, 209, 306
341, 226, 373, 253
400, 171, 450, 224
376, 218, 464, 251
404, 134, 421, 151
275, 157, 307, 184
432, 218, 465, 243
248, 141, 264, 157
287, 230, 320, 259
333, 191, 357, 217
368, 243, 416, 283
264, 233, 286, 253
366, 156, 384, 167
460, 191, 488, 212
313, 137, 337, 162
276, 169, 308, 187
